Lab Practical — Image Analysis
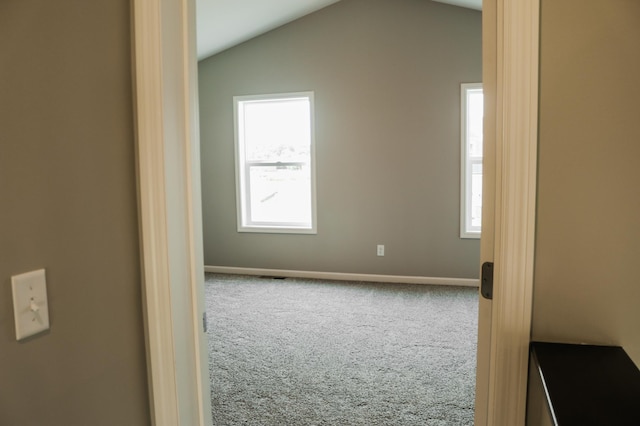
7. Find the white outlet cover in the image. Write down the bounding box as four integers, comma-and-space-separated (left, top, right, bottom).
11, 269, 50, 341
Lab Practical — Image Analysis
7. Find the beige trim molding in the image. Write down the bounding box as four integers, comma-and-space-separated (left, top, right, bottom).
132, 0, 211, 424
487, 0, 540, 424
205, 266, 480, 287
131, 0, 179, 424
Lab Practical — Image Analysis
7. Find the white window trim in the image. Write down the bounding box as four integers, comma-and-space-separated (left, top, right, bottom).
233, 92, 318, 234
460, 83, 483, 239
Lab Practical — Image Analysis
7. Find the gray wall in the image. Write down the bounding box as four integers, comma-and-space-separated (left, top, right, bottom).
533, 0, 640, 365
199, 0, 482, 278
0, 1, 150, 425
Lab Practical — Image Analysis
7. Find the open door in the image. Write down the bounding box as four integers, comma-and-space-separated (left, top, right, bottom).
474, 0, 540, 424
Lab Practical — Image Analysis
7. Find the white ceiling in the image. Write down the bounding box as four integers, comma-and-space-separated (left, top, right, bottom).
196, 0, 341, 59
432, 0, 482, 11
196, 0, 482, 60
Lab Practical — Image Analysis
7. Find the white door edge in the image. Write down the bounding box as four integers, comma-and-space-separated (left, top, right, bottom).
183, 0, 214, 423
132, 0, 212, 424
473, 0, 498, 422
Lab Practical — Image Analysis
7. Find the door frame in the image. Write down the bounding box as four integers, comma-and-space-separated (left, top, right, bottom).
131, 0, 540, 424
474, 0, 540, 425
131, 0, 212, 424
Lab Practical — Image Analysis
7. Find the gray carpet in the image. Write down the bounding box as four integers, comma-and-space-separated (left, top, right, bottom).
205, 273, 478, 425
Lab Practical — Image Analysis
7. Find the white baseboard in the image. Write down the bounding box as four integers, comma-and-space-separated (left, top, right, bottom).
204, 266, 479, 287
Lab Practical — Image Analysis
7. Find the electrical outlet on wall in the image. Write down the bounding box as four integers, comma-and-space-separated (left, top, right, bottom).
377, 244, 385, 256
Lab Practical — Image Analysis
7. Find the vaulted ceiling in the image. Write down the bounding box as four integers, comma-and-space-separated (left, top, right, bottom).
195, 0, 482, 60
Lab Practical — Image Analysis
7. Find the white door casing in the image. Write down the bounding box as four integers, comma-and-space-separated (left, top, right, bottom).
132, 0, 212, 424
474, 0, 540, 425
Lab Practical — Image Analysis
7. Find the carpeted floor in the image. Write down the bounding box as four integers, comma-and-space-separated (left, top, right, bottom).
205, 273, 478, 425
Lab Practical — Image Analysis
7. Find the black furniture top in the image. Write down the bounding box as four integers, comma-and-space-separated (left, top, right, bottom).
530, 342, 640, 425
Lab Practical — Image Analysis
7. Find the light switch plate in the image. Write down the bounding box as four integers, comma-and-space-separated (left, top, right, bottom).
11, 269, 50, 340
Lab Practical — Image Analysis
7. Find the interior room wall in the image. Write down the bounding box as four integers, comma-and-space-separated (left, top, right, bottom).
533, 0, 640, 365
0, 1, 150, 424
198, 0, 482, 279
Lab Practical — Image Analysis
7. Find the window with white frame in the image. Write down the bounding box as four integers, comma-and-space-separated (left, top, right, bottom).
460, 83, 483, 239
234, 92, 317, 233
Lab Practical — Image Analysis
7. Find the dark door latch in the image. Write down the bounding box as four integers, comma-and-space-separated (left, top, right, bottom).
481, 262, 494, 300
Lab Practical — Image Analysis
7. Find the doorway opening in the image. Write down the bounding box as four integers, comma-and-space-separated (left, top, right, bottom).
195, 0, 482, 424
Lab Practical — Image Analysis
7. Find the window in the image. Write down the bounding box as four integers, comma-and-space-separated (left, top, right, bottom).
234, 92, 317, 233
460, 83, 483, 239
